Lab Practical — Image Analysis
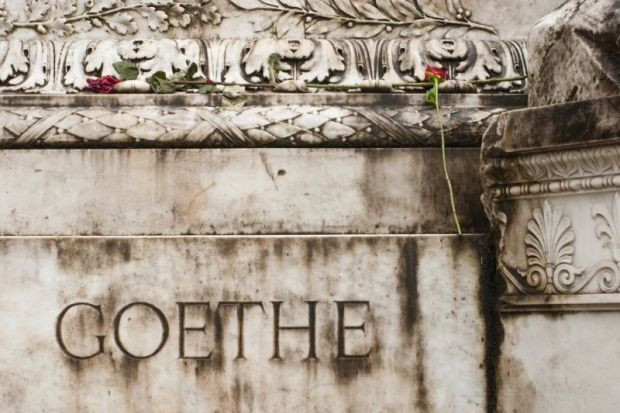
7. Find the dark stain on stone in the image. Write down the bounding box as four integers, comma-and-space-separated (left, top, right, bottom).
414, 333, 429, 412
330, 357, 372, 384
398, 238, 419, 335
211, 310, 225, 371
56, 239, 132, 275
273, 238, 284, 258
65, 356, 84, 376
117, 356, 140, 384
304, 238, 317, 268
214, 238, 238, 259
397, 238, 429, 411
478, 235, 505, 413
104, 239, 131, 262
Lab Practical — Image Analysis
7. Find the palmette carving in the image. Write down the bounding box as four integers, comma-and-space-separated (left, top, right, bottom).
502, 195, 620, 295
0, 37, 527, 92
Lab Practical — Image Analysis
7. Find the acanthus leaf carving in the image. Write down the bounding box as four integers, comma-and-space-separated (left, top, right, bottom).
0, 37, 527, 92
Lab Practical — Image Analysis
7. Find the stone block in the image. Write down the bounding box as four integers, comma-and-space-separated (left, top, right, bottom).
0, 235, 489, 413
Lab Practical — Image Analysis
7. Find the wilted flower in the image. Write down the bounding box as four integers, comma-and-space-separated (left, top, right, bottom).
424, 66, 448, 81
87, 75, 121, 94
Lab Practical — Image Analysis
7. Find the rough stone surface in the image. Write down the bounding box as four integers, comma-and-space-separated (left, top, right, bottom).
0, 148, 487, 236
528, 0, 620, 106
0, 235, 487, 413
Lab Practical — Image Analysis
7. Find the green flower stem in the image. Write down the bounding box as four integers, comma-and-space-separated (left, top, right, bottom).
432, 76, 462, 235
173, 76, 526, 91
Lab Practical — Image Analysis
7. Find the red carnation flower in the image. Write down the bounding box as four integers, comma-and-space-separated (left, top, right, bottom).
424, 66, 448, 81
87, 75, 121, 94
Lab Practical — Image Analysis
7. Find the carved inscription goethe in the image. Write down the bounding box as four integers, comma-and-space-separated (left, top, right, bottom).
57, 299, 374, 361
0, 237, 487, 412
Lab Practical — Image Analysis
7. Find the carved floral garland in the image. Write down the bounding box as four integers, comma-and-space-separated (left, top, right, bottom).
0, 0, 496, 38
231, 0, 496, 38
0, 0, 222, 36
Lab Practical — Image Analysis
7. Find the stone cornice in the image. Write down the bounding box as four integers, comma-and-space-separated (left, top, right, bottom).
499, 294, 620, 313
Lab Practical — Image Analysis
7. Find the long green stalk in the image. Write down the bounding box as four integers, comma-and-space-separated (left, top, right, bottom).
432, 77, 462, 235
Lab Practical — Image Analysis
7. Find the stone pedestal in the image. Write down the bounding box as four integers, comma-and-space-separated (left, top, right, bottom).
0, 93, 509, 412
0, 0, 570, 411
481, 96, 620, 413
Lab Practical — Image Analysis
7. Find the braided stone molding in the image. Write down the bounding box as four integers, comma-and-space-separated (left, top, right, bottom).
0, 104, 508, 147
0, 37, 527, 93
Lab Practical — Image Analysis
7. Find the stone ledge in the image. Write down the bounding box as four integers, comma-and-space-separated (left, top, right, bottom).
499, 294, 620, 313
0, 93, 527, 108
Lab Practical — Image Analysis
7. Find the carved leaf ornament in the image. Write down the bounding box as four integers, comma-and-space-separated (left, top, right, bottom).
503, 195, 620, 295
517, 201, 583, 293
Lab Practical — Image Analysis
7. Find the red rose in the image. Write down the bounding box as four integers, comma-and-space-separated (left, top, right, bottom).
87, 75, 121, 94
424, 66, 448, 81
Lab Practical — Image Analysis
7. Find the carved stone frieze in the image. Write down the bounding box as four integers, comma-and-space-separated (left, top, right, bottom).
0, 103, 510, 147
0, 37, 527, 93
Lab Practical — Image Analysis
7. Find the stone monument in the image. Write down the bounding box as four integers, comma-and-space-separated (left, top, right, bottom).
1, 1, 607, 412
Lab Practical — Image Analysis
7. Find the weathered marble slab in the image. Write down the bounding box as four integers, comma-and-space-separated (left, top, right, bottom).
0, 235, 489, 413
0, 148, 487, 235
